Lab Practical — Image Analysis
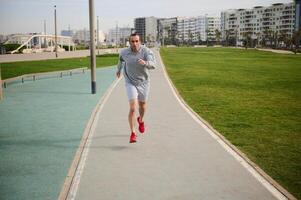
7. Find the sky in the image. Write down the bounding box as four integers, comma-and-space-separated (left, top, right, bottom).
0, 0, 293, 35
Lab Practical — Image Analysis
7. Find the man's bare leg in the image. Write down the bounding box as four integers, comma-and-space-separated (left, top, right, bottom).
129, 99, 137, 132
138, 101, 146, 122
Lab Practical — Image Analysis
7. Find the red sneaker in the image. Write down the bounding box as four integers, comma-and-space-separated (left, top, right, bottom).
137, 117, 145, 133
129, 132, 137, 143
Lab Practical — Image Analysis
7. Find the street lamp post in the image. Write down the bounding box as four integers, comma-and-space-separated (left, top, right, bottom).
54, 5, 58, 58
89, 0, 96, 94
116, 21, 118, 47
97, 16, 99, 55
44, 20, 47, 48
0, 65, 3, 100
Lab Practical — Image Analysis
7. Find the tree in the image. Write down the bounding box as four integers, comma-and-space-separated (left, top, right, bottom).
267, 30, 274, 48
292, 28, 301, 54
188, 30, 193, 46
215, 29, 221, 45
278, 31, 288, 48
205, 29, 210, 46
242, 32, 252, 49
272, 31, 279, 48
256, 32, 261, 47
225, 30, 230, 46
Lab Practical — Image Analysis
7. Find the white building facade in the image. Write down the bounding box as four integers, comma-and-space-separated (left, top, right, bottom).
177, 16, 221, 44
72, 29, 90, 45
157, 17, 178, 45
221, 2, 296, 46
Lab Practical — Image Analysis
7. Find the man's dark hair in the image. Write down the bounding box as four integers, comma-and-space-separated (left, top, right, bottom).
129, 32, 140, 40
130, 32, 139, 37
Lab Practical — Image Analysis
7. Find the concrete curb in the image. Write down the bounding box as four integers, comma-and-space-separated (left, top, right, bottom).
58, 77, 121, 200
156, 49, 297, 200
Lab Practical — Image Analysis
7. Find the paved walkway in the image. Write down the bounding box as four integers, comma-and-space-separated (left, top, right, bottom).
66, 50, 286, 200
257, 48, 297, 54
0, 49, 119, 63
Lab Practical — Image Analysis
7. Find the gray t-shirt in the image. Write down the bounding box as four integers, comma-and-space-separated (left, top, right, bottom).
117, 46, 156, 86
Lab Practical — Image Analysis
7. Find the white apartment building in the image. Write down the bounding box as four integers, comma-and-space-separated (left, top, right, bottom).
177, 16, 220, 43
296, 0, 301, 31
221, 2, 295, 45
72, 29, 90, 45
157, 17, 178, 44
0, 35, 8, 44
177, 17, 195, 42
71, 29, 105, 45
97, 30, 106, 44
207, 17, 221, 41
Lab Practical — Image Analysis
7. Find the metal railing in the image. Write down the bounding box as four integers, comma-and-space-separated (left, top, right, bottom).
1, 67, 87, 89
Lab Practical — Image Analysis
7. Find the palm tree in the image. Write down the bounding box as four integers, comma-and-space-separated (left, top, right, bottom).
195, 31, 201, 45
262, 29, 274, 48
279, 31, 288, 48
234, 29, 239, 47
272, 31, 279, 48
215, 29, 221, 45
292, 28, 301, 54
262, 29, 269, 47
188, 30, 193, 46
205, 29, 210, 46
267, 30, 274, 48
242, 32, 251, 49
256, 32, 261, 47
225, 30, 230, 46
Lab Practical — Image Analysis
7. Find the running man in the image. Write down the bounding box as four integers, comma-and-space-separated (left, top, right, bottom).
116, 33, 156, 143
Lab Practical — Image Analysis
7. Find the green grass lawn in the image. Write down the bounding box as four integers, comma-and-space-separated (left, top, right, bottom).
160, 47, 301, 199
0, 54, 118, 79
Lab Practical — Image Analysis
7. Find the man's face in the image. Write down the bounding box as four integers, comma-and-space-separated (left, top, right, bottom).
129, 35, 141, 52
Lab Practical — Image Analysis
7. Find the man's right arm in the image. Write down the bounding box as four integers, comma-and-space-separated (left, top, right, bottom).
116, 55, 124, 78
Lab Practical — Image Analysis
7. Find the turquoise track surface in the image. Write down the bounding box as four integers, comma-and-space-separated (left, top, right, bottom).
0, 66, 116, 200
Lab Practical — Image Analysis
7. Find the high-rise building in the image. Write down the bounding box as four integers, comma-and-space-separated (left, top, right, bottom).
61, 30, 74, 37
177, 16, 198, 43
296, 0, 301, 31
134, 17, 157, 43
221, 2, 296, 45
96, 30, 106, 44
0, 35, 8, 44
207, 17, 221, 41
72, 29, 90, 45
157, 17, 178, 45
177, 15, 220, 44
107, 27, 132, 46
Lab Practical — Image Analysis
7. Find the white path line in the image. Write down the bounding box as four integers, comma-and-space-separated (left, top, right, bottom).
65, 77, 122, 200
156, 50, 290, 200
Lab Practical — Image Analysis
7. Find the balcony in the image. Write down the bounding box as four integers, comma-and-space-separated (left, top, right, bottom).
245, 14, 254, 19
281, 20, 291, 24
262, 22, 271, 26
244, 28, 253, 31
280, 25, 291, 29
281, 15, 292, 19
262, 17, 271, 21
264, 9, 272, 13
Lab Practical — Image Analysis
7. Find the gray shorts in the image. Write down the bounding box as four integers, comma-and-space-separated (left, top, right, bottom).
125, 81, 150, 102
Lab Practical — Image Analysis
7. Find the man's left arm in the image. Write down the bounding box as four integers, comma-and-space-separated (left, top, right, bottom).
144, 49, 156, 69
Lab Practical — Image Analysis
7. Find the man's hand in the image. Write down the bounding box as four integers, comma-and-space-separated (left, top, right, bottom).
137, 59, 146, 66
116, 71, 121, 78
